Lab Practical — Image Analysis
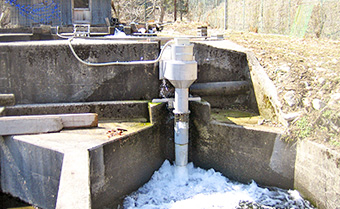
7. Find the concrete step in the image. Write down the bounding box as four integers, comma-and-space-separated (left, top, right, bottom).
0, 94, 15, 106
0, 113, 98, 136
4, 101, 149, 122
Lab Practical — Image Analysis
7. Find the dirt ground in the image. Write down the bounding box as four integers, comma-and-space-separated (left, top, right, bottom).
160, 22, 340, 150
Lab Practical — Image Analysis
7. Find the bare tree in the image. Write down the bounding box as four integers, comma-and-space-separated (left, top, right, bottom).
112, 0, 173, 23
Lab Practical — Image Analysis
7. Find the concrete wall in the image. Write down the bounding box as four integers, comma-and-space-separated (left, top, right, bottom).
0, 40, 160, 104
1, 40, 339, 208
188, 101, 295, 189
188, 101, 340, 208
1, 102, 339, 209
193, 41, 259, 112
0, 136, 63, 209
295, 140, 340, 209
0, 102, 168, 209
89, 125, 165, 208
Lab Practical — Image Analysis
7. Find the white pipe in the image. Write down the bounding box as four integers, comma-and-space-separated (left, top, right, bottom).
166, 38, 196, 171
174, 88, 189, 114
68, 37, 173, 66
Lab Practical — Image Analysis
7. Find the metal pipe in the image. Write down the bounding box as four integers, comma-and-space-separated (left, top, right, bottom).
190, 81, 250, 96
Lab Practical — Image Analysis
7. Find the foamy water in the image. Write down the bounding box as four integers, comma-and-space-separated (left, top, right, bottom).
123, 160, 315, 209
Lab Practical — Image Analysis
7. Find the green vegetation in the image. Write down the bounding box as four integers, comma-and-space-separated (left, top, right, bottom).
296, 116, 312, 139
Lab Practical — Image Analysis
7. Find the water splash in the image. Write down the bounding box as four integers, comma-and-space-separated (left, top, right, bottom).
123, 160, 315, 209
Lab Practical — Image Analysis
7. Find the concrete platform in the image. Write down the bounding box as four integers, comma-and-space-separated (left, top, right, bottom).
0, 120, 164, 209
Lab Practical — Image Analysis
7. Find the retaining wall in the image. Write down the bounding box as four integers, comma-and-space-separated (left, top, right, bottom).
0, 40, 160, 104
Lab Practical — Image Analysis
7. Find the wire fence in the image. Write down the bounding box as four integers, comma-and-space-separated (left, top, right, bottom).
189, 0, 340, 39
1, 0, 340, 39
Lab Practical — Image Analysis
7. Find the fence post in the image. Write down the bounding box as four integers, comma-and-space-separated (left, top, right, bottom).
224, 0, 228, 30
243, 0, 245, 31
259, 0, 264, 32
288, 0, 291, 35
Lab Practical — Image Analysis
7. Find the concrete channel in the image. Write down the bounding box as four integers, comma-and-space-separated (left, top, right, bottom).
0, 37, 339, 209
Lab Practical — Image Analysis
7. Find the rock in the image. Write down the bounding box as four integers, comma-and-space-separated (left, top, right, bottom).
315, 67, 327, 72
303, 81, 312, 90
312, 99, 326, 110
302, 98, 311, 107
257, 118, 265, 125
275, 65, 290, 73
318, 77, 326, 85
284, 91, 296, 107
328, 93, 340, 106
283, 112, 301, 121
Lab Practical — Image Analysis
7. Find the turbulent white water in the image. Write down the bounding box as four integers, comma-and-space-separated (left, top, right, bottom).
123, 160, 315, 209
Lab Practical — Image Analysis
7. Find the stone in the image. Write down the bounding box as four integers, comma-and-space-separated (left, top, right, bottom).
284, 91, 296, 107
302, 98, 311, 108
328, 93, 340, 106
0, 94, 15, 106
312, 99, 326, 110
283, 112, 301, 121
318, 77, 326, 85
275, 65, 290, 73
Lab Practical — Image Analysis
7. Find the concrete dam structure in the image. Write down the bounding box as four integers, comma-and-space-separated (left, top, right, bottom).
0, 37, 339, 209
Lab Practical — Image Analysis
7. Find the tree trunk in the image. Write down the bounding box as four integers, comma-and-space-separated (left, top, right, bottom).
159, 4, 166, 23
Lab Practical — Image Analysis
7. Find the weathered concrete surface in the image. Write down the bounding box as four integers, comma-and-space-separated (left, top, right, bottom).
192, 41, 258, 113
0, 94, 15, 106
89, 102, 167, 208
0, 102, 167, 209
193, 40, 286, 126
0, 136, 64, 209
160, 101, 294, 189
0, 121, 164, 209
188, 101, 295, 189
0, 40, 159, 104
4, 101, 149, 121
295, 140, 340, 209
56, 150, 91, 209
1, 101, 339, 209
89, 125, 164, 208
0, 113, 98, 135
0, 115, 63, 135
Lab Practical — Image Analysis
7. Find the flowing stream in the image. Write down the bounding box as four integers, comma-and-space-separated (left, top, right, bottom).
123, 160, 315, 209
